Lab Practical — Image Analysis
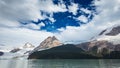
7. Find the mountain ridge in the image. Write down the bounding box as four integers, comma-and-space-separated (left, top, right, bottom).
28, 24, 120, 59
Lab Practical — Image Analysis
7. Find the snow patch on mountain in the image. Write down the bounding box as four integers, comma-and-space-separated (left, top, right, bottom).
93, 24, 120, 45
97, 34, 120, 45
0, 43, 35, 59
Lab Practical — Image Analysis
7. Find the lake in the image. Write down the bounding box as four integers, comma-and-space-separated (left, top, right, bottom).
0, 59, 120, 68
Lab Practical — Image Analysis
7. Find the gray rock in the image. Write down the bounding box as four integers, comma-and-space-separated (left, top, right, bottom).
0, 51, 4, 56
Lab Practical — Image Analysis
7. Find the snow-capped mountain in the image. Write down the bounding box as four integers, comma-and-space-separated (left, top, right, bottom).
0, 43, 35, 59
22, 42, 35, 48
93, 24, 120, 45
10, 42, 35, 53
77, 24, 120, 56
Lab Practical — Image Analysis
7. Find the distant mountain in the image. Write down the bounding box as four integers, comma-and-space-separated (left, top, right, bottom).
77, 25, 120, 58
10, 48, 21, 53
10, 42, 35, 54
28, 25, 120, 59
23, 42, 35, 48
31, 36, 62, 53
99, 25, 120, 36
39, 36, 62, 49
0, 43, 35, 59
94, 25, 120, 44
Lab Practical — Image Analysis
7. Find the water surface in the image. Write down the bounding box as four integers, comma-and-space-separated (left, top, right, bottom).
0, 59, 120, 68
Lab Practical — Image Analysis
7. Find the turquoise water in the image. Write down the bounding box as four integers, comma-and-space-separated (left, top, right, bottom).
0, 59, 120, 68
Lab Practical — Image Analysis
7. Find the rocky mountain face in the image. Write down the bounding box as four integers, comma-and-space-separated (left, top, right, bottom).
39, 36, 62, 49
28, 25, 120, 59
99, 25, 120, 36
77, 25, 120, 58
10, 48, 21, 53
77, 40, 120, 52
32, 36, 62, 52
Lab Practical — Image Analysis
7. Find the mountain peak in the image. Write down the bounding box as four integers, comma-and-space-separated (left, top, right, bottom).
105, 25, 120, 36
39, 36, 62, 49
23, 42, 35, 48
92, 24, 120, 45
32, 36, 62, 52
45, 36, 58, 41
99, 25, 120, 36
46, 36, 52, 39
52, 36, 58, 41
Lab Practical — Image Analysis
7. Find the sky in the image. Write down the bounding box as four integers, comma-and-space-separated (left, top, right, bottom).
0, 0, 120, 47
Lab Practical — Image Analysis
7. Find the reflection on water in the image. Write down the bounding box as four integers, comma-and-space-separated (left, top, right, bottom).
0, 59, 28, 68
0, 59, 120, 68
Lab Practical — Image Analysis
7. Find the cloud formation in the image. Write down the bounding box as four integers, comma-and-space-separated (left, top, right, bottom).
57, 0, 120, 42
68, 3, 79, 15
0, 0, 120, 47
0, 0, 67, 28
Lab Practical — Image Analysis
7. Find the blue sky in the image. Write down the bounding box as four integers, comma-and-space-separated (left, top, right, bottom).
0, 0, 120, 47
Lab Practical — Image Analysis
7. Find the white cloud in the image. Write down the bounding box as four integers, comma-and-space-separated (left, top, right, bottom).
80, 8, 92, 14
21, 22, 46, 30
38, 22, 45, 27
38, 0, 67, 22
39, 0, 67, 13
68, 3, 79, 15
0, 0, 67, 47
91, 0, 120, 28
24, 23, 40, 30
0, 0, 120, 47
48, 17, 56, 23
77, 15, 88, 23
0, 19, 20, 27
0, 0, 67, 28
0, 0, 44, 30
56, 24, 97, 43
0, 27, 53, 47
0, 0, 43, 22
55, 0, 120, 43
